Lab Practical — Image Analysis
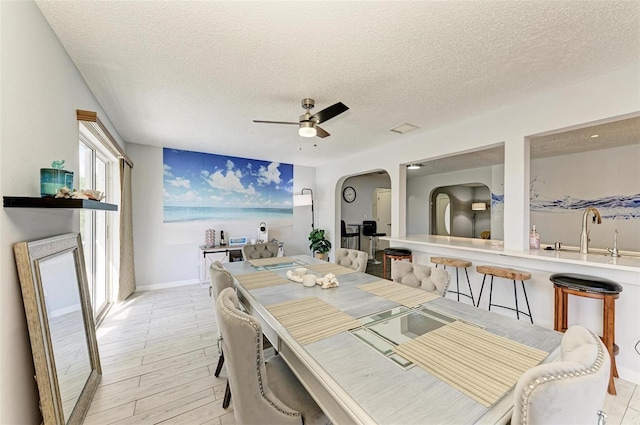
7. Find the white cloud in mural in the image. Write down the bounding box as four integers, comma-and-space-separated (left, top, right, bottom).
203, 169, 256, 196
257, 162, 282, 185
163, 164, 173, 177
167, 177, 191, 188
165, 190, 203, 203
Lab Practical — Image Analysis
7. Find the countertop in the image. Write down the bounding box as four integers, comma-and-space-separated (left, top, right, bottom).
380, 235, 640, 273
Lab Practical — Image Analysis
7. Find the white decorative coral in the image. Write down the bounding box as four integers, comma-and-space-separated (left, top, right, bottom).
55, 187, 105, 201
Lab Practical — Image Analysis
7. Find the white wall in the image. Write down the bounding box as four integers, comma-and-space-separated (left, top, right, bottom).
0, 2, 125, 422
127, 142, 316, 289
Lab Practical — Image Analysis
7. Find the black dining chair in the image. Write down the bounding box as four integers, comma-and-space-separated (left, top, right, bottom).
341, 220, 360, 249
362, 220, 386, 264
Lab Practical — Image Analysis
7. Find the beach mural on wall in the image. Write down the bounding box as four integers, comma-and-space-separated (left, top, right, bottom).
163, 148, 293, 223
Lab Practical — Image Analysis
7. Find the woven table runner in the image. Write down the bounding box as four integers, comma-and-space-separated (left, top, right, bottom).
393, 321, 549, 407
247, 256, 298, 267
234, 271, 289, 290
266, 297, 362, 345
358, 280, 440, 307
307, 263, 357, 276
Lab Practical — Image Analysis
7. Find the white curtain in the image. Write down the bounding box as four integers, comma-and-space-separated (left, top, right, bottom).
118, 158, 136, 301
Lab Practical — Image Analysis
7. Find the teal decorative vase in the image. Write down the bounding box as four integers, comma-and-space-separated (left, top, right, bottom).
40, 169, 74, 197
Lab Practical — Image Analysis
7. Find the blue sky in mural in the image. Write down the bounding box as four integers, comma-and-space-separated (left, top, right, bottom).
163, 148, 293, 222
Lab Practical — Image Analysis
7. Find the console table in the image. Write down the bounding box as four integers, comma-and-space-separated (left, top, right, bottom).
198, 245, 244, 285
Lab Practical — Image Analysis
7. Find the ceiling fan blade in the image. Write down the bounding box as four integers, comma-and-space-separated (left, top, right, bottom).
316, 126, 330, 138
253, 120, 299, 125
311, 102, 349, 124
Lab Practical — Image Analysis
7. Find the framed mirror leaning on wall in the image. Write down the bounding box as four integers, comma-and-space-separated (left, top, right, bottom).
14, 233, 101, 425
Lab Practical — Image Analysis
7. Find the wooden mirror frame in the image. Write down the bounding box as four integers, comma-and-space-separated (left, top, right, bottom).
14, 233, 101, 424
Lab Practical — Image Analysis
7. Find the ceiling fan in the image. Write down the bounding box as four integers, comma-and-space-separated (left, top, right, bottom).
253, 98, 349, 138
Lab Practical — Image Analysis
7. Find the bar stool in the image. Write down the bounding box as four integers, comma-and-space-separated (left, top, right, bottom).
383, 248, 412, 280
362, 220, 386, 264
341, 220, 360, 250
476, 265, 533, 323
550, 273, 623, 395
431, 257, 475, 306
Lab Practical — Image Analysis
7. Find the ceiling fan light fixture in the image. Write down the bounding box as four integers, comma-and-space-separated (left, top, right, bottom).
299, 121, 317, 138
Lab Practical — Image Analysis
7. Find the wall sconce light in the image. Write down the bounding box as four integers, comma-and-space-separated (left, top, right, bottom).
293, 188, 314, 229
472, 202, 487, 211
407, 163, 422, 170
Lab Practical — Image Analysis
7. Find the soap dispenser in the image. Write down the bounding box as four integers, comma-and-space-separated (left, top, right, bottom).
529, 225, 541, 249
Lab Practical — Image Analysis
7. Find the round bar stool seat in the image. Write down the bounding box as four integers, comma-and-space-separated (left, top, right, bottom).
431, 257, 475, 306
383, 248, 412, 280
550, 273, 623, 395
476, 265, 533, 323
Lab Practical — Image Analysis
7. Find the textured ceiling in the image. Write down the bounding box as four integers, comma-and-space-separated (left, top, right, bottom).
35, 1, 640, 167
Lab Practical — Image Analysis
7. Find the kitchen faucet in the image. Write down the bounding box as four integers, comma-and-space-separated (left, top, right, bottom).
579, 207, 602, 254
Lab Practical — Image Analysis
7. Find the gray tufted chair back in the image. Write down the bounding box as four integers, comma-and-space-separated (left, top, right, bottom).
215, 287, 304, 425
334, 248, 368, 272
391, 261, 450, 295
242, 242, 279, 260
512, 325, 610, 425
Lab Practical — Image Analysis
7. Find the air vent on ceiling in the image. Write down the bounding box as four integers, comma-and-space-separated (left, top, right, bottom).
390, 123, 420, 134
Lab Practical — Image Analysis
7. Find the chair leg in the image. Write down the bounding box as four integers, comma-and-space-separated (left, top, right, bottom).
521, 280, 533, 324
488, 276, 494, 311
513, 280, 520, 320
455, 268, 461, 302
222, 381, 232, 408
370, 237, 381, 264
477, 274, 487, 308
464, 267, 475, 307
214, 351, 224, 378
603, 295, 617, 395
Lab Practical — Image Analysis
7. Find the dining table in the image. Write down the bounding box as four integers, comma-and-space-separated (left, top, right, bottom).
223, 255, 562, 425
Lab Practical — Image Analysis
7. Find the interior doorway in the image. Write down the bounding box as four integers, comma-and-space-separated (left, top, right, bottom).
339, 171, 391, 257
373, 188, 391, 250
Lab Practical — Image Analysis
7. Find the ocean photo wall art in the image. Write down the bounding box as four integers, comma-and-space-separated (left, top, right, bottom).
163, 148, 293, 223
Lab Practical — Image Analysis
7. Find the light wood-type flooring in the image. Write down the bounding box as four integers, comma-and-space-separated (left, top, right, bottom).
85, 284, 640, 424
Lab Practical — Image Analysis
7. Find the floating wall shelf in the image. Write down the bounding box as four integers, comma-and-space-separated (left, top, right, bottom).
3, 196, 118, 211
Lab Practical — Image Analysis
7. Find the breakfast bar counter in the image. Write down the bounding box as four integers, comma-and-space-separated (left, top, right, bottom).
380, 235, 640, 385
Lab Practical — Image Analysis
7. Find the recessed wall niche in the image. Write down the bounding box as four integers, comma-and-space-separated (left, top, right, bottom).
528, 116, 640, 251
405, 145, 505, 240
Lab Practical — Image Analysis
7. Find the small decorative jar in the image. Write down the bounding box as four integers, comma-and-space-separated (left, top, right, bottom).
40, 169, 74, 197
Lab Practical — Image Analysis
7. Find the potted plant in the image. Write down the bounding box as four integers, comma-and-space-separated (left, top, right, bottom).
308, 228, 331, 261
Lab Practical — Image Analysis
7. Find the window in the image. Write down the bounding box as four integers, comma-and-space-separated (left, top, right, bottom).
79, 127, 118, 321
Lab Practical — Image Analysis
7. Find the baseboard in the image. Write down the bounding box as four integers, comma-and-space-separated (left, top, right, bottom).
135, 278, 200, 292
619, 365, 640, 386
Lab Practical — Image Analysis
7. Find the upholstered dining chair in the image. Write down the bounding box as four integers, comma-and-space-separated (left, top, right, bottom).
215, 287, 330, 425
209, 262, 235, 408
512, 325, 610, 425
242, 242, 279, 260
390, 261, 450, 296
334, 248, 368, 272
